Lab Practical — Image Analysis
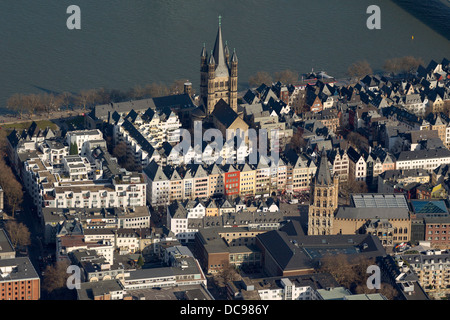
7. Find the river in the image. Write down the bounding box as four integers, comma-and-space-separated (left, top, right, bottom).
0, 0, 449, 113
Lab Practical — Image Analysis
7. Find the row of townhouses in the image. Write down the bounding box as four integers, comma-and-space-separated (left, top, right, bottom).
143, 152, 317, 206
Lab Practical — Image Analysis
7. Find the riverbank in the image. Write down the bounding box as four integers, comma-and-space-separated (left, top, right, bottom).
0, 110, 83, 131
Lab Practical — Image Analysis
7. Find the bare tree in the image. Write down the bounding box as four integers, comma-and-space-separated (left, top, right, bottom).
442, 101, 450, 117
4, 220, 30, 249
77, 89, 101, 113
248, 71, 273, 87
169, 79, 188, 95
41, 93, 63, 116
112, 142, 128, 164
130, 85, 147, 100
291, 90, 308, 114
42, 261, 70, 294
0, 160, 23, 216
4, 178, 23, 216
144, 83, 170, 98
340, 180, 368, 204
319, 254, 354, 287
318, 254, 398, 299
346, 131, 369, 150
354, 281, 398, 299
399, 56, 424, 74
94, 87, 111, 105
347, 60, 373, 79
60, 91, 75, 109
289, 130, 307, 153
216, 260, 238, 286
6, 93, 27, 118
384, 56, 424, 76
274, 69, 298, 85
25, 94, 45, 118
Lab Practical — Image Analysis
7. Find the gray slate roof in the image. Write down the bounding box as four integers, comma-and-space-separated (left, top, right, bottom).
335, 207, 410, 220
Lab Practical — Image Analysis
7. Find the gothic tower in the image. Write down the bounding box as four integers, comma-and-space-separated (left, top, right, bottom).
307, 149, 339, 235
200, 16, 238, 115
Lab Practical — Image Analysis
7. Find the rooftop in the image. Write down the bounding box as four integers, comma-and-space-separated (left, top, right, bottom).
0, 257, 40, 282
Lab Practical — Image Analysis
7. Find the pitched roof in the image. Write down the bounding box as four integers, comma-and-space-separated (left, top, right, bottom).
211, 99, 240, 127
315, 149, 332, 185
212, 23, 229, 78
397, 148, 450, 162
335, 207, 410, 220
347, 146, 362, 163
143, 161, 167, 181
121, 119, 155, 155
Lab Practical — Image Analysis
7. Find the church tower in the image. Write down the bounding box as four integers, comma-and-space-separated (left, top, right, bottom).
307, 150, 339, 235
200, 16, 238, 115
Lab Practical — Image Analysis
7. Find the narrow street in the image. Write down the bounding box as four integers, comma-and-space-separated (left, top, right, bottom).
15, 192, 48, 277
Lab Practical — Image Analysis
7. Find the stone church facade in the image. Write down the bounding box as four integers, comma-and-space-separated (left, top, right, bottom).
200, 16, 238, 115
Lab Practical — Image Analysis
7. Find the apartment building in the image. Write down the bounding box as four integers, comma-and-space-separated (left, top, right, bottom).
66, 129, 103, 155
0, 229, 15, 260
168, 198, 283, 243
400, 250, 450, 299
255, 157, 271, 196
43, 174, 146, 210
56, 234, 115, 264
207, 163, 225, 197
21, 139, 146, 217
290, 153, 317, 193
228, 274, 338, 300
42, 206, 151, 244
0, 257, 40, 300
195, 227, 267, 274
77, 280, 130, 300
396, 148, 450, 172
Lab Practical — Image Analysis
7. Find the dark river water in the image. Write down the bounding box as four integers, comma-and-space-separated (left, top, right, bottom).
0, 0, 449, 113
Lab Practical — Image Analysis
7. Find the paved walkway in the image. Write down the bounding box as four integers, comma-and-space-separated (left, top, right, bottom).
0, 109, 84, 126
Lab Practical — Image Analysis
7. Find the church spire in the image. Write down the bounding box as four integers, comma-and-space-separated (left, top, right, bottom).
231, 48, 238, 63
208, 49, 215, 66
201, 42, 207, 58
212, 14, 229, 78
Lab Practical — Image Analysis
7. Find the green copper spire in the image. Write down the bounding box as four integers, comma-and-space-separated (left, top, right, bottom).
218, 15, 222, 27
